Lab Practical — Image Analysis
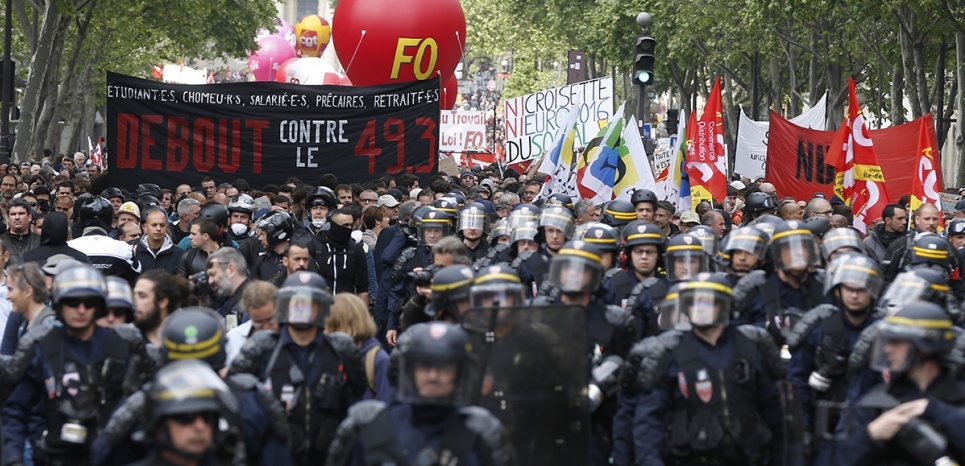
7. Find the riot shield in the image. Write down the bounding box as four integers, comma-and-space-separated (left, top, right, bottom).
460, 304, 591, 465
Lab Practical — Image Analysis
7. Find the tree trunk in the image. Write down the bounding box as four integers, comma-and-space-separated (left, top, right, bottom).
12, 0, 64, 163
13, 0, 36, 54
769, 55, 780, 115
954, 29, 965, 187
891, 67, 905, 125
809, 30, 820, 107
898, 7, 922, 119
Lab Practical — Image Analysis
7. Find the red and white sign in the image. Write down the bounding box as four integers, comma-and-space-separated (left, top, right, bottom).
441, 110, 488, 152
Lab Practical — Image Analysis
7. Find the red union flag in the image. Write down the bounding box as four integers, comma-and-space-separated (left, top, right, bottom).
911, 114, 943, 227
685, 77, 727, 209
826, 78, 890, 233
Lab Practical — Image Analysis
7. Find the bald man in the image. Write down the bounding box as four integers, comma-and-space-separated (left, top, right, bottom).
758, 182, 777, 196
778, 202, 803, 221
829, 214, 850, 229
804, 197, 834, 220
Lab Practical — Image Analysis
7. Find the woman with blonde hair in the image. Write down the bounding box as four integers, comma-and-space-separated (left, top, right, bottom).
326, 293, 394, 402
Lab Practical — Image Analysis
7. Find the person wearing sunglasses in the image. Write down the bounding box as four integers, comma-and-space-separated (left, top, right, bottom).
0, 266, 151, 466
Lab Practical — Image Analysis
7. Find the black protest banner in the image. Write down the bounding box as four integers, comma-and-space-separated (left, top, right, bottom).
106, 72, 440, 191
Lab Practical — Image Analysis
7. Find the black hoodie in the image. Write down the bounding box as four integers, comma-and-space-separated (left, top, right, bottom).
22, 212, 88, 264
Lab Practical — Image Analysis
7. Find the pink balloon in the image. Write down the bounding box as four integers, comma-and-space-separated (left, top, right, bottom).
248, 35, 297, 82
256, 18, 296, 49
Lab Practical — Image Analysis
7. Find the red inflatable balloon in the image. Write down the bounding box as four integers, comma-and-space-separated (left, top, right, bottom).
332, 0, 466, 87
440, 75, 457, 110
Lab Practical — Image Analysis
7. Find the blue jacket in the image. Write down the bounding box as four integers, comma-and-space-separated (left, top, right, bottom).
359, 337, 395, 403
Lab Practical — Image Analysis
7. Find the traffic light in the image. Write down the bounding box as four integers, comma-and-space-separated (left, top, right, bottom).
666, 109, 679, 135
633, 35, 655, 86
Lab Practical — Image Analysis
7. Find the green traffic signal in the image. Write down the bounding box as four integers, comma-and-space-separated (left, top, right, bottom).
633, 35, 655, 87
635, 70, 653, 85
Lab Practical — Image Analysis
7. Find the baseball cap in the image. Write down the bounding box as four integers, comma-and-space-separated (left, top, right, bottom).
681, 211, 701, 225
118, 202, 140, 220
410, 188, 423, 199
42, 254, 84, 276
729, 180, 746, 191
377, 194, 401, 208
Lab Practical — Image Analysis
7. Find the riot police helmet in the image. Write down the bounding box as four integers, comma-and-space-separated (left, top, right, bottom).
507, 203, 539, 230
678, 272, 733, 329
509, 221, 539, 256
665, 234, 709, 281
538, 205, 575, 239
824, 253, 883, 310
397, 322, 475, 406
879, 269, 950, 317
430, 265, 476, 320
457, 203, 489, 234
159, 307, 227, 370
908, 233, 955, 274
769, 220, 820, 270
52, 265, 108, 318
470, 264, 526, 309
600, 200, 636, 228
145, 359, 238, 434
721, 226, 769, 260
545, 193, 574, 209
255, 212, 294, 248
686, 225, 720, 266
749, 214, 785, 239
579, 223, 619, 253
105, 276, 134, 322
656, 281, 691, 331
417, 207, 451, 246
276, 271, 333, 328
445, 190, 467, 208
490, 218, 510, 246
433, 197, 459, 217
547, 240, 604, 295
870, 302, 956, 374
621, 220, 665, 250
821, 227, 865, 262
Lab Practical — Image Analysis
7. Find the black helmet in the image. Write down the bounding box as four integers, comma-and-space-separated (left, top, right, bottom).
622, 220, 665, 250
52, 265, 108, 323
276, 271, 333, 327
600, 200, 636, 228
397, 322, 475, 406
430, 265, 476, 319
824, 253, 883, 296
946, 218, 965, 239
547, 240, 604, 294
445, 190, 467, 208
199, 202, 229, 228
677, 272, 734, 329
579, 223, 619, 252
433, 198, 459, 218
470, 264, 525, 309
418, 207, 452, 245
136, 183, 162, 199
744, 192, 778, 216
821, 227, 865, 262
630, 189, 658, 209
908, 233, 954, 272
665, 234, 709, 281
78, 196, 114, 231
769, 220, 820, 270
803, 217, 832, 239
160, 307, 226, 370
227, 194, 255, 216
100, 187, 124, 201
871, 302, 956, 373
105, 276, 134, 317
507, 204, 539, 230
411, 205, 433, 227
538, 205, 575, 239
135, 194, 161, 214
256, 212, 294, 247
546, 193, 574, 209
146, 360, 237, 432
306, 186, 338, 210
457, 203, 489, 234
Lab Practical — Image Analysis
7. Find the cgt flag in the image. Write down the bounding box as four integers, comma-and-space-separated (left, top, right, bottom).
686, 77, 727, 209
911, 114, 943, 227
826, 77, 891, 233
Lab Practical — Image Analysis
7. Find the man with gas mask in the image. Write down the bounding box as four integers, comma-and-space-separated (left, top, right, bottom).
835, 302, 965, 465
316, 207, 368, 302
326, 321, 513, 466
229, 271, 366, 465
785, 253, 883, 464
733, 220, 827, 344
227, 194, 261, 267
305, 186, 339, 236
618, 273, 785, 466
1, 266, 149, 466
